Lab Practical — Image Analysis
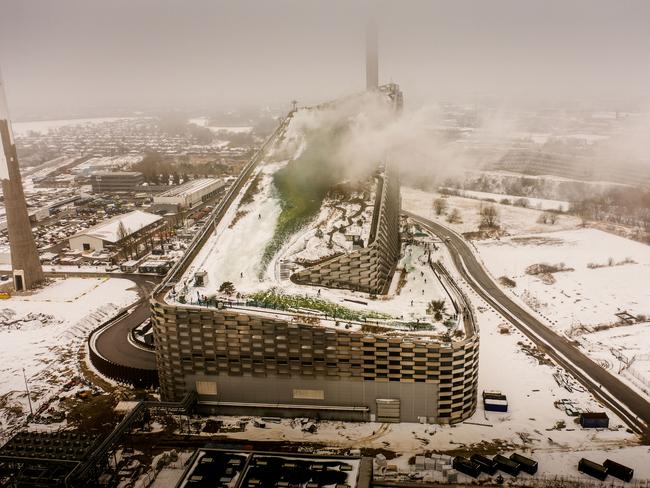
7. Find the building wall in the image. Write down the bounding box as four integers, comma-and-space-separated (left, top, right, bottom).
90, 173, 144, 193
291, 167, 400, 295
153, 179, 223, 210
151, 300, 479, 423
69, 235, 105, 252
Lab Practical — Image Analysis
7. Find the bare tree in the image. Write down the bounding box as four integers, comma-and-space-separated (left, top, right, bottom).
479, 204, 500, 229
447, 208, 462, 224
116, 221, 131, 260
433, 198, 448, 216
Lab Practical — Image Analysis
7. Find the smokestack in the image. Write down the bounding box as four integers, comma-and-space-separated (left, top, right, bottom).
366, 18, 378, 90
0, 70, 44, 291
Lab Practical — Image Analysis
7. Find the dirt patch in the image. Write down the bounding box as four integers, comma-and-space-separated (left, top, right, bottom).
526, 262, 574, 284
511, 236, 564, 246
463, 228, 507, 240
434, 438, 518, 457
518, 341, 554, 366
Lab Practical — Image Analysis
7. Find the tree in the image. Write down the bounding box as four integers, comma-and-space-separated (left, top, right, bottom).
116, 221, 133, 259
219, 281, 236, 296
479, 204, 499, 229
537, 211, 558, 225
433, 198, 448, 216
447, 208, 462, 224
427, 299, 447, 321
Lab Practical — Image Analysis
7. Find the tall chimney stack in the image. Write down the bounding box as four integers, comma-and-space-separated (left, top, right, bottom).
0, 71, 44, 291
366, 18, 378, 90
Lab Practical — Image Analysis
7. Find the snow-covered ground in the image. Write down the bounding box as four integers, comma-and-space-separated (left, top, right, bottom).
171, 271, 648, 480
0, 277, 139, 440
477, 228, 650, 332
404, 186, 650, 398
449, 188, 570, 212
188, 117, 253, 133
12, 117, 142, 136
402, 187, 582, 236
72, 154, 143, 176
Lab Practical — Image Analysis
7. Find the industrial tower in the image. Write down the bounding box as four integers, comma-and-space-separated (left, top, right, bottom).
366, 18, 379, 90
0, 74, 44, 291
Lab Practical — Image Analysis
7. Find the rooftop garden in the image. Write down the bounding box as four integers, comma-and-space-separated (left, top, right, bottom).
247, 288, 391, 322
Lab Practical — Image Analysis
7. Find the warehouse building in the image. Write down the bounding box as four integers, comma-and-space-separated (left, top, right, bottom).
90, 171, 144, 193
69, 210, 162, 252
152, 178, 224, 213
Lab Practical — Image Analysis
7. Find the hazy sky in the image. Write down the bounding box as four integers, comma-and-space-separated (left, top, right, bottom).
1, 0, 649, 119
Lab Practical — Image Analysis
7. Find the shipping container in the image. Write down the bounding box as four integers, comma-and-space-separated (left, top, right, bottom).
510, 453, 538, 475
603, 459, 633, 482
493, 454, 520, 476
579, 412, 609, 428
470, 454, 497, 475
578, 458, 608, 481
452, 457, 481, 478
483, 390, 508, 412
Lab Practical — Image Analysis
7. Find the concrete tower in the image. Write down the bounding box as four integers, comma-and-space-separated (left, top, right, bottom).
0, 73, 44, 291
366, 18, 378, 90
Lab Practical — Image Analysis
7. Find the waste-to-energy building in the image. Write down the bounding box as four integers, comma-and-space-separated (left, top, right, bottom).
151, 85, 479, 424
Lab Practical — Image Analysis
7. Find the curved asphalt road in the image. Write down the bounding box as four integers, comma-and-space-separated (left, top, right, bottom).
406, 211, 650, 441
93, 274, 158, 370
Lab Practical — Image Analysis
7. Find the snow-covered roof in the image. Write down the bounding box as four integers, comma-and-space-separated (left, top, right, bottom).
74, 210, 162, 243
157, 178, 219, 198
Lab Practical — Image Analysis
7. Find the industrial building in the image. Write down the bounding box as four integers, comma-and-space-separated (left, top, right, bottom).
69, 209, 162, 252
90, 171, 144, 193
177, 450, 368, 488
151, 85, 479, 425
152, 178, 224, 212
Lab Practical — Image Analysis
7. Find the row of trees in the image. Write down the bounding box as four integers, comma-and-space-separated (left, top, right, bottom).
433, 198, 462, 224
115, 220, 174, 261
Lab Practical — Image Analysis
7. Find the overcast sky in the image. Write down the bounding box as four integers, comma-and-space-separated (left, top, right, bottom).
1, 0, 649, 119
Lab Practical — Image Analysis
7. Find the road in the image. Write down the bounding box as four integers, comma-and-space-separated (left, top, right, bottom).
92, 274, 158, 370
406, 211, 650, 441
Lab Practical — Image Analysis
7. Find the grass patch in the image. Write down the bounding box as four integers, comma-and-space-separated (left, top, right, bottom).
259, 123, 347, 274
248, 288, 391, 322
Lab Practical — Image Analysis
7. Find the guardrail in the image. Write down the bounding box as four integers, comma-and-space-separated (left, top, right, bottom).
429, 258, 477, 337
87, 308, 159, 388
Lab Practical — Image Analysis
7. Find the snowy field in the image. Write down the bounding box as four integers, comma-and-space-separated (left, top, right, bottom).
477, 228, 650, 332
450, 188, 570, 212
0, 278, 139, 439
404, 186, 650, 397
578, 323, 650, 398
12, 116, 142, 136
402, 187, 582, 236
188, 117, 253, 133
